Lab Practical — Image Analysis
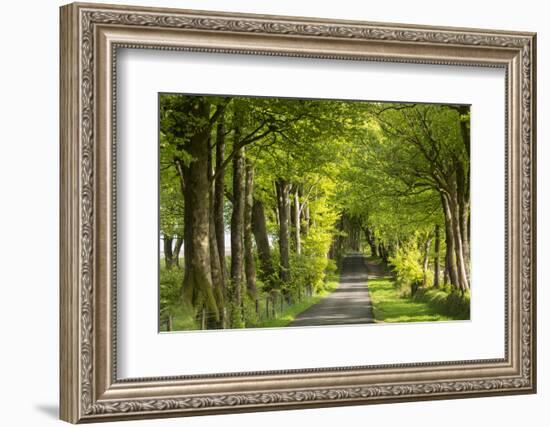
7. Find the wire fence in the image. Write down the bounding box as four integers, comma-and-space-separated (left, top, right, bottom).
164, 286, 315, 332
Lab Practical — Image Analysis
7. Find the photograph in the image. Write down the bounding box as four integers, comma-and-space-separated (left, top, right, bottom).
159, 93, 471, 331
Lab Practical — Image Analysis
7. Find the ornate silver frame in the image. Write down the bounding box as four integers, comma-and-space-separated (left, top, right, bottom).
60, 2, 536, 423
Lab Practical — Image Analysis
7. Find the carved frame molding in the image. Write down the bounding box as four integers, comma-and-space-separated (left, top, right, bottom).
60, 2, 536, 423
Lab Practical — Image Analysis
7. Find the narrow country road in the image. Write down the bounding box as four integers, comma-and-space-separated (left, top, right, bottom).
288, 253, 374, 327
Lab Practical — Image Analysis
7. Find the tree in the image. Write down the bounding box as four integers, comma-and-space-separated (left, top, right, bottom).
160, 95, 223, 323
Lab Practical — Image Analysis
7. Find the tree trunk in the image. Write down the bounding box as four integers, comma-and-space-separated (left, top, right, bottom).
173, 160, 186, 272
208, 135, 224, 328
290, 189, 296, 230
181, 99, 218, 321
181, 156, 192, 293
209, 214, 224, 327
460, 199, 470, 271
456, 160, 470, 279
252, 199, 275, 285
459, 193, 470, 279
173, 236, 183, 268
275, 179, 291, 284
294, 189, 301, 255
379, 242, 388, 264
364, 226, 377, 257
230, 131, 246, 326
456, 107, 471, 276
244, 161, 257, 300
303, 202, 310, 236
163, 235, 174, 269
449, 193, 469, 291
433, 224, 441, 288
422, 233, 433, 287
329, 215, 344, 260
455, 104, 471, 156
441, 193, 461, 290
443, 193, 469, 292
214, 111, 228, 284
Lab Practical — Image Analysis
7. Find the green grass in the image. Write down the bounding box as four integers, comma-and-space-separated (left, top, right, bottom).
162, 310, 200, 332
368, 277, 456, 323
412, 286, 470, 320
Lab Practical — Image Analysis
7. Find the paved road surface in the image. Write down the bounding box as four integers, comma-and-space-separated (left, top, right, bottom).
289, 253, 374, 327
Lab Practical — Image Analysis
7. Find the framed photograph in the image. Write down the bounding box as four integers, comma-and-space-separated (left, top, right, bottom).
60, 2, 536, 423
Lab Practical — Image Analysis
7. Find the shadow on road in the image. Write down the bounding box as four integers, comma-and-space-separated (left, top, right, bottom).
288, 253, 374, 327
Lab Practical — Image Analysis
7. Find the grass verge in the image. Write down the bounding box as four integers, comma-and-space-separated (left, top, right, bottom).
412, 286, 470, 320
368, 277, 456, 323
253, 281, 339, 328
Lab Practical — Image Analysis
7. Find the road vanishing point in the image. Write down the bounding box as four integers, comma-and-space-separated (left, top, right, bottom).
289, 253, 375, 327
